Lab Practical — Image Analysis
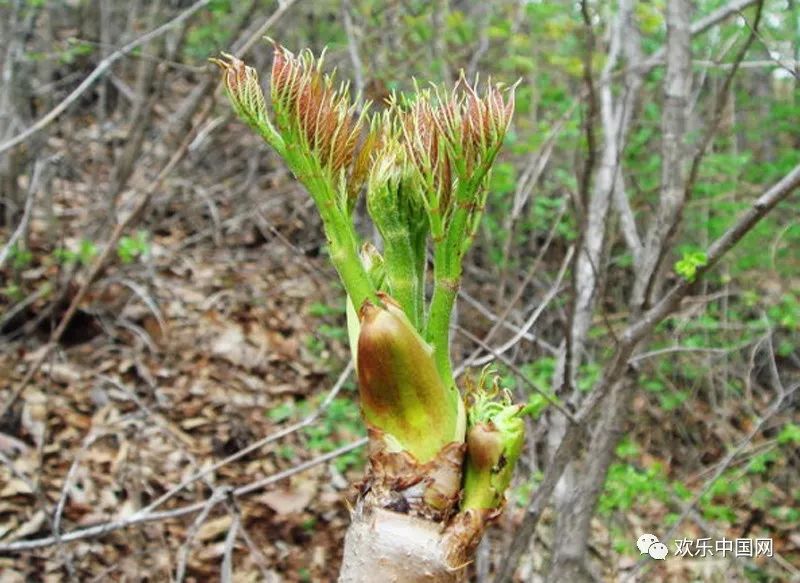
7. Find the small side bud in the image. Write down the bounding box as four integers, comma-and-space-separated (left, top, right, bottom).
359, 242, 386, 286
461, 370, 526, 510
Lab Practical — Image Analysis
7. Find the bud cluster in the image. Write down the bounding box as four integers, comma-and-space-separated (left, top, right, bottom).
216, 44, 524, 523
211, 53, 278, 146
269, 45, 373, 209
398, 81, 515, 234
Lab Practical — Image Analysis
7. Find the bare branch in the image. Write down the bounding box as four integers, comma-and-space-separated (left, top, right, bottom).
456, 290, 559, 357
546, 4, 647, 574
134, 362, 352, 518
0, 438, 367, 552
631, 0, 692, 312
175, 487, 228, 582
0, 100, 214, 420
341, 0, 365, 96
0, 158, 39, 269
641, 0, 759, 71
684, 1, 765, 201
625, 381, 800, 581
611, 0, 645, 258
459, 201, 567, 374
468, 246, 574, 368
220, 512, 240, 583
0, 0, 211, 156
495, 161, 800, 582
629, 338, 758, 363
233, 0, 302, 56
52, 431, 111, 539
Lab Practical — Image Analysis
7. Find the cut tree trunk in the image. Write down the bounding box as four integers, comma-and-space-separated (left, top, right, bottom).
337, 433, 488, 582
339, 507, 470, 582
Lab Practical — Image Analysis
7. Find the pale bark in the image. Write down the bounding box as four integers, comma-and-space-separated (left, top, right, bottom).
549, 2, 772, 579
339, 507, 468, 583
336, 431, 485, 582
558, 0, 644, 391
641, 0, 758, 71
547, 1, 644, 579
504, 1, 784, 581
547, 3, 689, 579
0, 0, 25, 225
631, 0, 692, 313
563, 5, 767, 569
497, 161, 800, 582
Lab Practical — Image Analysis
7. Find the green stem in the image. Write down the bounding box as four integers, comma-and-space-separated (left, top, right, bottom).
286, 153, 377, 310
422, 208, 466, 441
325, 209, 377, 311
427, 268, 458, 383
411, 225, 427, 330
381, 225, 421, 328
253, 121, 284, 157
426, 187, 472, 382
461, 460, 497, 510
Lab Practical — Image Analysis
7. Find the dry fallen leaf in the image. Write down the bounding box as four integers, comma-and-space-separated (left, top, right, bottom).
0, 567, 26, 583
6, 510, 46, 542
20, 391, 47, 446
0, 433, 29, 456
0, 479, 33, 498
42, 362, 82, 385
197, 514, 233, 542
260, 479, 318, 516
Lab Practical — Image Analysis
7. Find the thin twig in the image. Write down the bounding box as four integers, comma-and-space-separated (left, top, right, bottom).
625, 382, 800, 582
52, 431, 109, 538
232, 0, 301, 56
135, 362, 352, 518
341, 0, 365, 96
458, 202, 567, 375
0, 164, 37, 269
456, 290, 559, 356
495, 162, 800, 582
0, 100, 214, 420
640, 0, 759, 71
467, 246, 574, 369
226, 499, 272, 579
0, 0, 211, 155
174, 487, 230, 583
629, 339, 758, 363
0, 438, 367, 552
220, 511, 240, 583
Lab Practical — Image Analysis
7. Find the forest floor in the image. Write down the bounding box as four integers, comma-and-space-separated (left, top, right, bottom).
0, 117, 373, 580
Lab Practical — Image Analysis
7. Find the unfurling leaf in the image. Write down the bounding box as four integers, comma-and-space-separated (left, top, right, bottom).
211, 53, 279, 147
461, 370, 526, 510
356, 294, 459, 462
269, 44, 370, 202
366, 122, 428, 325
